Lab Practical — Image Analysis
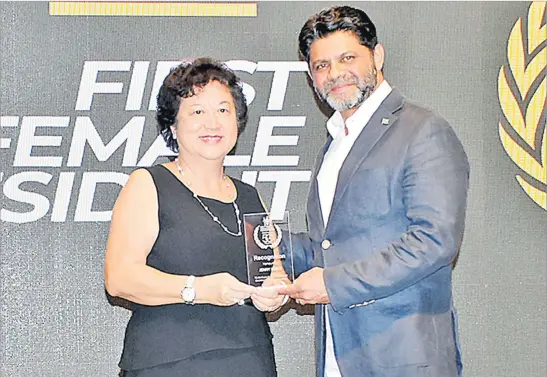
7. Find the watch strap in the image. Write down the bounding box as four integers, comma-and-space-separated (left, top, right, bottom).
185, 275, 195, 288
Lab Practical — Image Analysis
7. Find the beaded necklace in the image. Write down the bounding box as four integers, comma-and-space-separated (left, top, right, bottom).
174, 159, 242, 237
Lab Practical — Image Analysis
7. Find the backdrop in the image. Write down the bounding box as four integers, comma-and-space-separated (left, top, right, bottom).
1, 1, 546, 377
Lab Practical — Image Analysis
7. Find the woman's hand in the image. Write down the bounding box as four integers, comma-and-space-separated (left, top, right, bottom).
195, 272, 256, 306
251, 277, 289, 312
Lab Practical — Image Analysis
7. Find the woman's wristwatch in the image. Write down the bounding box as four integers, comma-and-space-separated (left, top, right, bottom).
181, 275, 196, 305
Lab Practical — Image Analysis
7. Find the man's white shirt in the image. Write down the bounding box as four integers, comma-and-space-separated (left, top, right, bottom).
317, 81, 392, 377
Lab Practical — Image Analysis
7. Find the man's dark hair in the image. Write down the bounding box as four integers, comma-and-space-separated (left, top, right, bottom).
298, 6, 378, 63
156, 57, 248, 155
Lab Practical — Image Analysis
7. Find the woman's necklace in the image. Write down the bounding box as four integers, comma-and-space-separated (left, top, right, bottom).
174, 159, 242, 237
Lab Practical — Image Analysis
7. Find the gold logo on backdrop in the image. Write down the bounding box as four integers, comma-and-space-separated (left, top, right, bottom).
498, 1, 547, 210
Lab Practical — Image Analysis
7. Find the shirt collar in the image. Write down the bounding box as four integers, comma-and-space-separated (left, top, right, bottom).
326, 80, 392, 139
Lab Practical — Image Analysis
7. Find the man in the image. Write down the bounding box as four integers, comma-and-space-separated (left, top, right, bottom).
280, 6, 469, 377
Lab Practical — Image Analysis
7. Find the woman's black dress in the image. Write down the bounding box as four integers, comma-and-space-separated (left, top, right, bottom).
119, 165, 276, 377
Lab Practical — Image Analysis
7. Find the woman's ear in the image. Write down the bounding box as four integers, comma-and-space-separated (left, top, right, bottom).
170, 125, 177, 140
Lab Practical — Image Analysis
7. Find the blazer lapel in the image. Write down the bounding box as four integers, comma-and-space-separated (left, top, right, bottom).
307, 136, 333, 234
328, 89, 405, 224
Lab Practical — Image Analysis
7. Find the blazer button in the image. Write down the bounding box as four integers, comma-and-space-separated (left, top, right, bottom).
321, 239, 331, 250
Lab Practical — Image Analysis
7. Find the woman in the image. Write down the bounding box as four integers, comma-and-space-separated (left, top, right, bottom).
104, 58, 285, 377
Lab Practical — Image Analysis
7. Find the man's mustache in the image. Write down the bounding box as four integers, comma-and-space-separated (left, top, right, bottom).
324, 74, 359, 93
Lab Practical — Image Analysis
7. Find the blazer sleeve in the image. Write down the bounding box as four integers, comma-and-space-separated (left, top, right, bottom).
281, 230, 314, 278
323, 116, 470, 312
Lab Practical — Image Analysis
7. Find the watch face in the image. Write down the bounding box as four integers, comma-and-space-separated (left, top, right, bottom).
182, 287, 195, 303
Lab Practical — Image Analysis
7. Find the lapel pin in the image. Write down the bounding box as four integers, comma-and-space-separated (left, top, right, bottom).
381, 118, 390, 126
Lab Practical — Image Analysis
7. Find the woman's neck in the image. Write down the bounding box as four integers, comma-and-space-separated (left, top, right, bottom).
174, 155, 228, 195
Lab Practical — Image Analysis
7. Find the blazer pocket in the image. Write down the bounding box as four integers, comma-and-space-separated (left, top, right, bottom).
368, 314, 439, 368
347, 167, 392, 217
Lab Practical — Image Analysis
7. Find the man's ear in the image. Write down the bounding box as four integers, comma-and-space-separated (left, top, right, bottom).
306, 62, 312, 78
373, 44, 385, 72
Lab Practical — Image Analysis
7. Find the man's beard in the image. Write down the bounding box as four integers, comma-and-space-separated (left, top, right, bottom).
315, 68, 377, 113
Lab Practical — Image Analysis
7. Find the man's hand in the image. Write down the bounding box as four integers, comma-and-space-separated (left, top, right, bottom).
278, 267, 329, 305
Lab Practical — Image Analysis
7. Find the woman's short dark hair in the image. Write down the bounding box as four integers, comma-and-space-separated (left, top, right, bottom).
298, 6, 378, 63
156, 57, 248, 155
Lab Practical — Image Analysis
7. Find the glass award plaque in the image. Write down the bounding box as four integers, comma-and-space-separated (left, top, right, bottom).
243, 211, 294, 288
